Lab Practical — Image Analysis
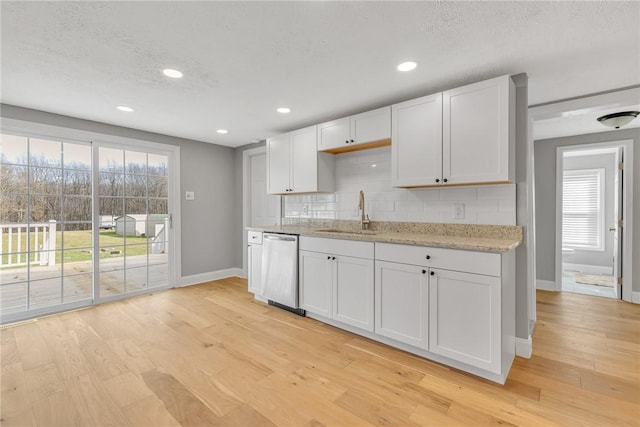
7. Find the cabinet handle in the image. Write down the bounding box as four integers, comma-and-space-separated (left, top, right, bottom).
435, 179, 440, 183
332, 256, 336, 260
422, 269, 426, 274
443, 178, 448, 183
345, 140, 349, 144
350, 139, 354, 143
327, 256, 331, 260
425, 255, 430, 260
430, 271, 435, 276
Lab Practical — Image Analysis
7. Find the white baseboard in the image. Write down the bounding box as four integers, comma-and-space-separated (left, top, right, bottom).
515, 335, 532, 359
563, 263, 612, 275
180, 268, 243, 287
536, 279, 557, 291
632, 291, 640, 304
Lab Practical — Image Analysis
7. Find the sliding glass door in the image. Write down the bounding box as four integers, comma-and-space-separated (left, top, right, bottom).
0, 133, 174, 322
97, 146, 170, 299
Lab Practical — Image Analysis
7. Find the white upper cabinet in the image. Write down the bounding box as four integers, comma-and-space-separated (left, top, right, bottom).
392, 75, 514, 188
391, 94, 443, 187
443, 75, 514, 185
290, 126, 319, 193
266, 132, 291, 194
317, 117, 350, 151
318, 107, 391, 153
267, 125, 334, 195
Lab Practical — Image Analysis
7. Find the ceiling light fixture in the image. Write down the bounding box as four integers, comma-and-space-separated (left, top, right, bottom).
397, 61, 417, 72
216, 129, 228, 134
117, 106, 134, 112
162, 68, 183, 79
277, 107, 291, 114
596, 111, 639, 129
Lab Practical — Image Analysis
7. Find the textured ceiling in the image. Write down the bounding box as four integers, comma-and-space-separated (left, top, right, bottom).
2, 1, 639, 147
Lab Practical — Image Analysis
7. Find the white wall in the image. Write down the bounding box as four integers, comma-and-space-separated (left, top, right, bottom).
283, 147, 516, 225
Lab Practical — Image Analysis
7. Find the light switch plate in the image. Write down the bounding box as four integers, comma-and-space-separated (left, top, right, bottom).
453, 203, 465, 219
185, 191, 195, 200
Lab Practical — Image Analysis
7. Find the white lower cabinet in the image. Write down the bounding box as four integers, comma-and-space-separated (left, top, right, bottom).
428, 269, 502, 374
247, 231, 263, 295
295, 236, 514, 383
299, 250, 333, 318
334, 255, 373, 331
248, 243, 263, 294
374, 242, 515, 383
375, 261, 429, 349
299, 237, 374, 332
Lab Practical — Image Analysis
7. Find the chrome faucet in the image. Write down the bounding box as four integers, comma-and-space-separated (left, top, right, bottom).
359, 190, 371, 230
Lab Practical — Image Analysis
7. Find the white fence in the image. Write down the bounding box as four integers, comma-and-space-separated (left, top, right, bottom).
0, 220, 57, 268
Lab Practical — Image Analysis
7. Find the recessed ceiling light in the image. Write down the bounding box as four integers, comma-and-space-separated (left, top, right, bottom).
163, 68, 183, 79
277, 107, 291, 114
117, 106, 134, 112
397, 61, 417, 72
217, 129, 228, 134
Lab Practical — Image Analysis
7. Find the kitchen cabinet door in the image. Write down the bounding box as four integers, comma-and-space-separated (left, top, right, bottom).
290, 126, 318, 193
266, 133, 291, 194
443, 75, 512, 185
334, 255, 374, 332
248, 243, 263, 295
317, 117, 350, 151
299, 250, 333, 318
374, 260, 429, 349
391, 93, 443, 187
350, 106, 391, 146
429, 268, 501, 373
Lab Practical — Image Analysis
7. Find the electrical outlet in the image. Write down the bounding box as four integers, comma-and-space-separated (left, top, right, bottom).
185, 191, 195, 201
302, 204, 309, 215
453, 203, 465, 219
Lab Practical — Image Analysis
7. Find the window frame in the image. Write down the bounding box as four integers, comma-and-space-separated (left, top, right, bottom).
562, 167, 605, 252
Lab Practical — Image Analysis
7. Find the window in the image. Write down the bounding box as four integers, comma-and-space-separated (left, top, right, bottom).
1, 132, 174, 324
562, 168, 605, 251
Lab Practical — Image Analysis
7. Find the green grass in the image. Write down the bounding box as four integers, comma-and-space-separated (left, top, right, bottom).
1, 229, 150, 267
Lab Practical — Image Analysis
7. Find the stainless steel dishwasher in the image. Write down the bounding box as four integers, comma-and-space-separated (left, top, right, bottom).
261, 233, 304, 315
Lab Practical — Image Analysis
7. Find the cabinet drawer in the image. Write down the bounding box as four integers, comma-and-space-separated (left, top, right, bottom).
375, 243, 500, 277
300, 236, 373, 259
247, 231, 263, 245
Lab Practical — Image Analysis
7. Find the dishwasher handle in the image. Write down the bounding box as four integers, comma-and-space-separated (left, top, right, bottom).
264, 233, 297, 242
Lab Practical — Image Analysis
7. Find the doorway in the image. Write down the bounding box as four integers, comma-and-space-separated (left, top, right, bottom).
558, 146, 621, 299
242, 146, 281, 277
554, 140, 634, 301
0, 132, 176, 323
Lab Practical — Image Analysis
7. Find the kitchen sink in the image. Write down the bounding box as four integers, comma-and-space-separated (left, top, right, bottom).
314, 229, 378, 235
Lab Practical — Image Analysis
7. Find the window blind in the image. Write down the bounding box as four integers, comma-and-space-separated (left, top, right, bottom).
562, 169, 604, 250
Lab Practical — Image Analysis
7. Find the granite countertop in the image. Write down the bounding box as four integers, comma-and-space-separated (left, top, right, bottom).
247, 221, 522, 253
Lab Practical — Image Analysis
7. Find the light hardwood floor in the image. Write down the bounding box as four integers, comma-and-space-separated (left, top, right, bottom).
1, 278, 639, 426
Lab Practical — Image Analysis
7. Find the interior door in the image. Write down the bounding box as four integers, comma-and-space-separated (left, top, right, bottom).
612, 147, 623, 299
96, 146, 171, 300
250, 151, 280, 227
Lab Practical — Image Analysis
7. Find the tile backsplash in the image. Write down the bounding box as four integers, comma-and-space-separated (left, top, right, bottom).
283, 147, 516, 225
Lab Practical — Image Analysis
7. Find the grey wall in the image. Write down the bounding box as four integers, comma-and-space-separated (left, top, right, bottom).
513, 74, 531, 340
563, 152, 616, 271
534, 127, 640, 291
1, 104, 239, 278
